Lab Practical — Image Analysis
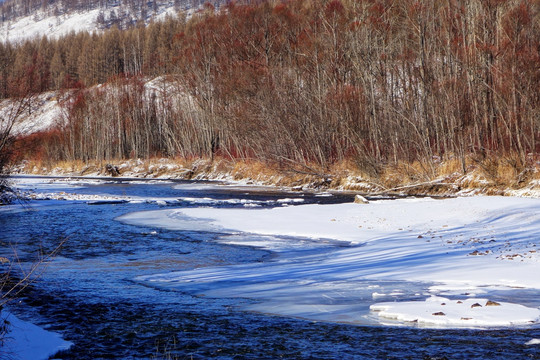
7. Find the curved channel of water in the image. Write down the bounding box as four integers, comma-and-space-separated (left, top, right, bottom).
1, 178, 538, 359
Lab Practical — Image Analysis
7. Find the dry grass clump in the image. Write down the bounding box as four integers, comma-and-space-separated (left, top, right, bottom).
19, 159, 96, 175
55, 160, 87, 173
324, 159, 381, 192
457, 153, 534, 190
437, 157, 467, 178
10, 152, 540, 196
329, 159, 374, 180
230, 159, 275, 181
15, 159, 45, 174
379, 160, 433, 189
473, 157, 516, 186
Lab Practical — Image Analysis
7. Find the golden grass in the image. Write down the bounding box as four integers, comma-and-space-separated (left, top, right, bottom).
328, 159, 371, 179
231, 159, 273, 180
378, 160, 433, 189
437, 157, 467, 177
13, 152, 540, 196
55, 160, 87, 173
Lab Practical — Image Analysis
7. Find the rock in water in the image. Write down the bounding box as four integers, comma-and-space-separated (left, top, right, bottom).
354, 195, 369, 204
105, 164, 120, 177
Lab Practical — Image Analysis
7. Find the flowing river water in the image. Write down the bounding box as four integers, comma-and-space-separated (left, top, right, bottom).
1, 177, 539, 359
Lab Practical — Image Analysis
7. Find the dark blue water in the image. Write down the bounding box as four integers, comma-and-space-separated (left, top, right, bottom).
1, 178, 539, 359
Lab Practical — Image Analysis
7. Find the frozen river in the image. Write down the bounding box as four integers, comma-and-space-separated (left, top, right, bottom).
1, 176, 539, 359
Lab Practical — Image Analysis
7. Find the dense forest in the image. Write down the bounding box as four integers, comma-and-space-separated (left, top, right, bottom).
2, 0, 540, 177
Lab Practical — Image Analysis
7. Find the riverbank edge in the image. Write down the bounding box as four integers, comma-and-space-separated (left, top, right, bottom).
9, 156, 540, 198
0, 309, 73, 360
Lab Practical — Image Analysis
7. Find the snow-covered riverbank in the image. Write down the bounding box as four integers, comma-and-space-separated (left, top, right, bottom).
120, 196, 540, 328
0, 309, 73, 360
12, 155, 540, 198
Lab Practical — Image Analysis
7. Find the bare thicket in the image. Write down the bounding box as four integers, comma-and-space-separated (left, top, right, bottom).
1, 95, 33, 203
1, 0, 539, 176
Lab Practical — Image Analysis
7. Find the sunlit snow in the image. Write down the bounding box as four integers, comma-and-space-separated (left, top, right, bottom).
0, 9, 103, 43
1, 309, 73, 360
370, 296, 540, 327
0, 4, 186, 43
119, 196, 540, 328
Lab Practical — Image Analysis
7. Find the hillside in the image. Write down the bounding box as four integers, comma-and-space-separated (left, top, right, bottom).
0, 0, 207, 43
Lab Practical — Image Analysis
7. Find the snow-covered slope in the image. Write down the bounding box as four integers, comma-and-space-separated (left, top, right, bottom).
1, 91, 64, 135
0, 1, 192, 43
1, 76, 195, 136
1, 8, 103, 42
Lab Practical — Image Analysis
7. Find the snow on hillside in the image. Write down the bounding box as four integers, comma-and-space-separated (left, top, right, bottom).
1, 91, 64, 135
0, 2, 187, 43
0, 8, 102, 42
1, 76, 195, 137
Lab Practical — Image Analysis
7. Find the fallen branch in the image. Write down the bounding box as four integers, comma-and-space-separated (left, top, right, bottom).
371, 179, 454, 196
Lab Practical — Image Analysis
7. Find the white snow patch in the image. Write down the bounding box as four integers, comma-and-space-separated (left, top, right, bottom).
124, 196, 540, 327
276, 198, 305, 204
1, 9, 103, 43
370, 296, 540, 327
0, 92, 64, 136
0, 4, 192, 43
1, 309, 73, 360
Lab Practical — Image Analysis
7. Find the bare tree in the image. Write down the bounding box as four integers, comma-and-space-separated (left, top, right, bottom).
0, 95, 32, 204
0, 93, 66, 349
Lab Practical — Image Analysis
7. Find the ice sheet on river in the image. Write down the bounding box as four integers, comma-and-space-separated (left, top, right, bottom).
8, 176, 305, 206
119, 196, 540, 328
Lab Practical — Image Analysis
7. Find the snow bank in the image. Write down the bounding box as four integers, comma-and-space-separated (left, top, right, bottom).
1, 309, 73, 360
123, 196, 540, 328
370, 296, 540, 327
